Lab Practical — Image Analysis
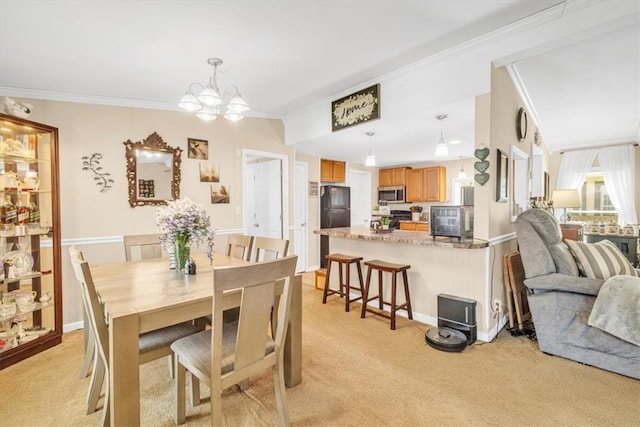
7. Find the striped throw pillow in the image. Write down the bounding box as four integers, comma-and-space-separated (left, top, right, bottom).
565, 239, 639, 280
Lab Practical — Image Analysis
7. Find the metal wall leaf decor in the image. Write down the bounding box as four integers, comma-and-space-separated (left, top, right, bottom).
473, 147, 490, 186
82, 153, 114, 193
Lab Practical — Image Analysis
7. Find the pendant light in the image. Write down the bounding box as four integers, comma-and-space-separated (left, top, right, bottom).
365, 131, 376, 166
434, 114, 449, 157
458, 156, 466, 179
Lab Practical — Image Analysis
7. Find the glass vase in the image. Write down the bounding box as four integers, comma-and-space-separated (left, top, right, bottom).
175, 236, 191, 271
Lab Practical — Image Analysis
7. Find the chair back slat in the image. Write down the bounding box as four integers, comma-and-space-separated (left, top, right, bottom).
234, 281, 276, 369
252, 237, 289, 262
226, 234, 254, 261
123, 234, 163, 261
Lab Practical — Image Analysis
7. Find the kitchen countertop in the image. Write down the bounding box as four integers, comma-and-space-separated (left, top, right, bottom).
398, 219, 429, 224
314, 227, 488, 249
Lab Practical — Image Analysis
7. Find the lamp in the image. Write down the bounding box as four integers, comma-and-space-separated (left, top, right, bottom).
552, 189, 580, 222
178, 58, 249, 122
457, 156, 466, 179
434, 114, 449, 157
365, 131, 376, 166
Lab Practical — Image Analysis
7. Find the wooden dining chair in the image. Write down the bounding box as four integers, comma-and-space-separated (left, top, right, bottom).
226, 234, 254, 261
79, 233, 163, 381
252, 236, 289, 262
69, 247, 201, 426
171, 255, 298, 426
123, 233, 163, 261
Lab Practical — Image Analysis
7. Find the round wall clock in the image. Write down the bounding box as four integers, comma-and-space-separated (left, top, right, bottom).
516, 107, 527, 142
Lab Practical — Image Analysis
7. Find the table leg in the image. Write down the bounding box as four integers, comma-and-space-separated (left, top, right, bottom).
284, 274, 302, 387
109, 313, 140, 426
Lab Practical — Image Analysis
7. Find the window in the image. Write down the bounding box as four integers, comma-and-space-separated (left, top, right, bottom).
570, 174, 618, 223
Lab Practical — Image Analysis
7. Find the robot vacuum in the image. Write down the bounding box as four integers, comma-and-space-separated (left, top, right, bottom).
425, 327, 468, 352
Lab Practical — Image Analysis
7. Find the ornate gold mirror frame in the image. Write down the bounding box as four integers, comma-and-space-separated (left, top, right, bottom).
123, 132, 182, 207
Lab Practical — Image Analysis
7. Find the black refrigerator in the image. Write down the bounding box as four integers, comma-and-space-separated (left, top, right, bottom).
320, 185, 350, 268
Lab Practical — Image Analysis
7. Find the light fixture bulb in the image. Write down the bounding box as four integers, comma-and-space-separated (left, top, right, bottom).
365, 150, 376, 167
434, 141, 448, 157
197, 85, 222, 106
226, 95, 249, 113
365, 131, 376, 166
457, 157, 466, 179
434, 114, 449, 157
195, 106, 217, 121
223, 112, 244, 122
178, 92, 201, 112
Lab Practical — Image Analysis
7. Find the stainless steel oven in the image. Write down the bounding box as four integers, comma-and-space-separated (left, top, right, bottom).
430, 205, 474, 239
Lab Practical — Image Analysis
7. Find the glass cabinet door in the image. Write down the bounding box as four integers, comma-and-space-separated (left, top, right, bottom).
0, 113, 61, 369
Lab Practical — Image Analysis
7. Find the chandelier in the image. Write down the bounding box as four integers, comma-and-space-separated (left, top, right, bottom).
178, 58, 249, 122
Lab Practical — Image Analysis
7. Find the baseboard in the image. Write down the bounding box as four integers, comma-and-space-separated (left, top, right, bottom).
63, 320, 84, 333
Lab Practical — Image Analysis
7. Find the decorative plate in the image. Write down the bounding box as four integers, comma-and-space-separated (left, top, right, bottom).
3, 250, 34, 276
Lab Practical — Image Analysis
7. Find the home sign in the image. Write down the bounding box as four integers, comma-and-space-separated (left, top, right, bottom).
331, 84, 380, 132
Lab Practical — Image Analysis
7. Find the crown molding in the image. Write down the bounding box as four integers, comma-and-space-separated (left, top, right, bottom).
0, 86, 280, 120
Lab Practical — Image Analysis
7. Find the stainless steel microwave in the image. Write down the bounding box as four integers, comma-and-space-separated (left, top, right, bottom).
378, 186, 405, 204
430, 205, 474, 239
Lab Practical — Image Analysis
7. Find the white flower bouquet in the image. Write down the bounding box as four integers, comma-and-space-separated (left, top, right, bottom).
155, 198, 215, 267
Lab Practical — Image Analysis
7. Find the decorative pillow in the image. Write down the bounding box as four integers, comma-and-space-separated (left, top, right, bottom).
565, 239, 639, 280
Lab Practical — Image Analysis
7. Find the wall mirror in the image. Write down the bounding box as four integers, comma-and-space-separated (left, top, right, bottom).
123, 132, 182, 207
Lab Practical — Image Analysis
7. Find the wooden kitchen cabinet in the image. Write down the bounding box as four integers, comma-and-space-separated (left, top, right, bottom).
321, 158, 346, 183
424, 166, 446, 202
379, 167, 410, 187
406, 166, 446, 202
399, 222, 429, 232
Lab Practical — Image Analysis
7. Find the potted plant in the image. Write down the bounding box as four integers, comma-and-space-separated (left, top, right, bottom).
380, 217, 391, 230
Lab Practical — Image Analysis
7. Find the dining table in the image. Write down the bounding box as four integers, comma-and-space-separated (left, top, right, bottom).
90, 252, 302, 426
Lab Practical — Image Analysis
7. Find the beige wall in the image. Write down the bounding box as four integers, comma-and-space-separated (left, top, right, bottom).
18, 98, 294, 327
294, 152, 321, 269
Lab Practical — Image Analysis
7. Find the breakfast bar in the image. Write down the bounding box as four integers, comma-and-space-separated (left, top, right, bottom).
314, 227, 496, 340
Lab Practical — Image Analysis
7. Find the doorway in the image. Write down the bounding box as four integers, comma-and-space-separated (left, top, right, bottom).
242, 149, 289, 240
294, 161, 308, 272
349, 169, 372, 228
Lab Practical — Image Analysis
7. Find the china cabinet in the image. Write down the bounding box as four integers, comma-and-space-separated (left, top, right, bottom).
0, 114, 61, 369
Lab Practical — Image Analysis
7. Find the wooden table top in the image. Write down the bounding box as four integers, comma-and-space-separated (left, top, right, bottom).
91, 252, 250, 319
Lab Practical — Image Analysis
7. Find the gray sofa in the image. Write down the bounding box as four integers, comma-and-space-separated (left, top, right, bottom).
513, 208, 640, 379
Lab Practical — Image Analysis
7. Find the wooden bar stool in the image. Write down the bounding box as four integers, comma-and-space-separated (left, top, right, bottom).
360, 259, 413, 330
322, 253, 365, 312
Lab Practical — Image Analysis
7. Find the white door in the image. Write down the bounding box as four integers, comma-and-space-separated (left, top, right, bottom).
245, 158, 282, 238
349, 169, 372, 228
242, 149, 289, 241
294, 161, 308, 272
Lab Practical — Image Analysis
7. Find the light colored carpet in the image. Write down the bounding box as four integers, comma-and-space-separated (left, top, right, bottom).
1, 275, 639, 426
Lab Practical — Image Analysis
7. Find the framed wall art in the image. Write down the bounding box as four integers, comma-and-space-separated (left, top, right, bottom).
211, 183, 230, 204
199, 163, 220, 182
187, 138, 208, 160
331, 84, 380, 132
496, 148, 509, 203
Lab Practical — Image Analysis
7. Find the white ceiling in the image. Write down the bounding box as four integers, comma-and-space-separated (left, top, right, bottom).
1, 1, 638, 167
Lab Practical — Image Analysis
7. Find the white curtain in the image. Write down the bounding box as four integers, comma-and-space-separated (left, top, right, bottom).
557, 149, 597, 190
598, 145, 638, 225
